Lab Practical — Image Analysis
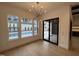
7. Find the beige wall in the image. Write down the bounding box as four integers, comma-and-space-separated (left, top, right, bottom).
43, 5, 71, 49
0, 4, 40, 52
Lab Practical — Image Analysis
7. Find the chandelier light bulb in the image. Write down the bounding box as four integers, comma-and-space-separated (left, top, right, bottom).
41, 6, 43, 9
29, 9, 31, 12
32, 5, 34, 8
44, 10, 47, 13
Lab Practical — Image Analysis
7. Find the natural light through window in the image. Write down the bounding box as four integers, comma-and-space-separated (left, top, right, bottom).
34, 19, 38, 35
8, 16, 38, 40
21, 17, 33, 38
8, 16, 19, 40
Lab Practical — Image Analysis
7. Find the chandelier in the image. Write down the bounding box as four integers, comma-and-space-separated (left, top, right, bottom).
29, 2, 47, 19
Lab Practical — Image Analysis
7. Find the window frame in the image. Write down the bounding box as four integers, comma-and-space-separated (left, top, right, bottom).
21, 17, 33, 38
7, 15, 19, 40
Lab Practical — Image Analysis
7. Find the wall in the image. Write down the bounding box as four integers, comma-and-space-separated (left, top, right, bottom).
43, 5, 71, 49
0, 4, 40, 52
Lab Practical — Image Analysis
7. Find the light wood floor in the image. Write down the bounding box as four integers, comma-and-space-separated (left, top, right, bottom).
1, 40, 79, 56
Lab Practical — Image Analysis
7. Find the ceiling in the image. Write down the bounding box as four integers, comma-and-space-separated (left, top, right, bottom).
4, 2, 79, 7
0, 2, 79, 12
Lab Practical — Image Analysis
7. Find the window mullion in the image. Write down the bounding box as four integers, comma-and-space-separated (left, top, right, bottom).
18, 17, 21, 39
32, 18, 34, 37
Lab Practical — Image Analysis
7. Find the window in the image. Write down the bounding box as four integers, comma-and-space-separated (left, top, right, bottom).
28, 19, 33, 36
8, 16, 19, 40
7, 16, 38, 39
21, 17, 33, 38
34, 19, 38, 35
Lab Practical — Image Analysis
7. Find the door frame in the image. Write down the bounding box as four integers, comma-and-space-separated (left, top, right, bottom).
43, 17, 59, 45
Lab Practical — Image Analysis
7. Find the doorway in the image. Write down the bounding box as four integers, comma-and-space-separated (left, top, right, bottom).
70, 5, 79, 52
43, 17, 59, 45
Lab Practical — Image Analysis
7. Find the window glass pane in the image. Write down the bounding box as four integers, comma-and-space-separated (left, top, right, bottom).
34, 18, 38, 35
28, 19, 33, 36
8, 16, 19, 40
21, 17, 33, 38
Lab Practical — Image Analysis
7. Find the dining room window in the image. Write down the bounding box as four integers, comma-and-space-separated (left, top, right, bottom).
8, 16, 19, 40
34, 19, 38, 35
21, 17, 33, 38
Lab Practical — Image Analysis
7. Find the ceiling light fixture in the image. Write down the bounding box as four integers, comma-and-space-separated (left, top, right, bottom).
29, 2, 47, 21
